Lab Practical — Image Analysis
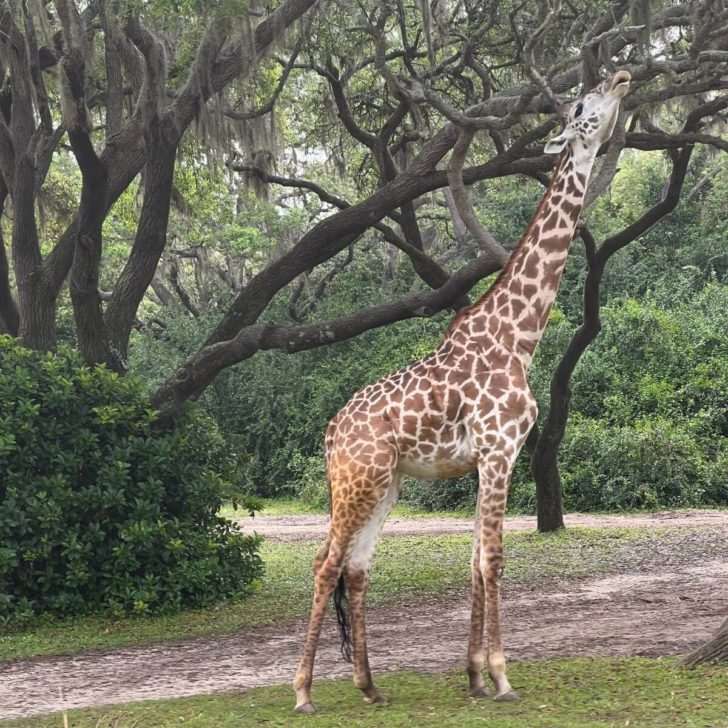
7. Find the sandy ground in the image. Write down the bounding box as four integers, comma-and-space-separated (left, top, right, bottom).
236, 508, 728, 542
1, 511, 727, 720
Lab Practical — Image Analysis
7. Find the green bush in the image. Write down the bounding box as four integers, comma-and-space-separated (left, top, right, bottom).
289, 452, 329, 509
400, 475, 478, 512
0, 338, 263, 626
558, 415, 727, 511
127, 161, 728, 515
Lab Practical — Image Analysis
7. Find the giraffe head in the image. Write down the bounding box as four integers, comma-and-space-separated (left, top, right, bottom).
544, 70, 631, 158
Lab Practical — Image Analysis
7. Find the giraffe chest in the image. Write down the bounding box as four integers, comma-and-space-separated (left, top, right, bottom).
387, 365, 533, 479
390, 403, 479, 480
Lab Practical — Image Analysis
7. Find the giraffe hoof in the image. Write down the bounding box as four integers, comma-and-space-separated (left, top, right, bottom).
494, 689, 519, 702
294, 701, 318, 714
364, 693, 388, 705
469, 687, 494, 698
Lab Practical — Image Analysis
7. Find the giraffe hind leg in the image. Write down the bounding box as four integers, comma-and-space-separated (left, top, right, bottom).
293, 536, 347, 713
346, 474, 401, 704
292, 466, 399, 712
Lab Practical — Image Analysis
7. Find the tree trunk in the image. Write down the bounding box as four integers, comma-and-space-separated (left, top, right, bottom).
105, 120, 177, 368
684, 618, 728, 665
12, 185, 53, 349
531, 399, 568, 532
16, 278, 57, 351
0, 189, 19, 335
534, 466, 566, 531
12, 153, 57, 351
68, 130, 111, 368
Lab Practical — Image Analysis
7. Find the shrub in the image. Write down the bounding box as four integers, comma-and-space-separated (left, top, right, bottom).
0, 338, 263, 626
289, 452, 329, 509
558, 415, 728, 511
400, 475, 478, 512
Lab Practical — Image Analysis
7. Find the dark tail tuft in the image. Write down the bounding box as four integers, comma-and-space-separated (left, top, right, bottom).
333, 573, 352, 663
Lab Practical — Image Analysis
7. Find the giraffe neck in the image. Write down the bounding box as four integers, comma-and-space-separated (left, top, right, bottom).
447, 147, 596, 367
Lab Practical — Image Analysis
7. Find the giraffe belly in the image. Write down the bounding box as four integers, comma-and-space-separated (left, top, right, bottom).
397, 457, 477, 480
396, 433, 478, 479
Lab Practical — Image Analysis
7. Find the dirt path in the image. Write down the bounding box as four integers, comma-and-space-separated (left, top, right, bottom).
237, 508, 728, 542
2, 517, 727, 720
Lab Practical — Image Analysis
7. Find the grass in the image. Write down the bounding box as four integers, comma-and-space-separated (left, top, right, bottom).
7, 658, 728, 727
227, 497, 322, 517
220, 497, 471, 519
224, 497, 728, 521
0, 527, 666, 662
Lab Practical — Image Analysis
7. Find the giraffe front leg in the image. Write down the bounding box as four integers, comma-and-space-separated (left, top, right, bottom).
467, 543, 492, 697
467, 491, 491, 697
478, 458, 517, 702
293, 541, 345, 713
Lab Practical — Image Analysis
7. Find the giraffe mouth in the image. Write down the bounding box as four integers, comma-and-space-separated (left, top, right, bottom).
609, 70, 631, 94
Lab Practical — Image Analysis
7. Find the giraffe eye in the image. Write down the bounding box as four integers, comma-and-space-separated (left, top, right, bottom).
574, 103, 584, 119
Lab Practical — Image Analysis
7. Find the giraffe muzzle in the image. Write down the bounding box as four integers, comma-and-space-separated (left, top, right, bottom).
609, 70, 631, 95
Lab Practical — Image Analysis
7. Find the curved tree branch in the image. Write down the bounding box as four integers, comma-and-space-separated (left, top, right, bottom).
447, 128, 509, 265
151, 251, 503, 421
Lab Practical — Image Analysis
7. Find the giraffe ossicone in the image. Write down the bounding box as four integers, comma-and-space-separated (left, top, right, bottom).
293, 69, 631, 714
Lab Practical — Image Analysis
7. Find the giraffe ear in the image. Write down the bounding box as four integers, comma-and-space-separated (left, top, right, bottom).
544, 130, 573, 155
543, 127, 574, 154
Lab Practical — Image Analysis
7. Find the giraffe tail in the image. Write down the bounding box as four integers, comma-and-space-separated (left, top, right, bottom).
333, 573, 353, 663
324, 423, 351, 661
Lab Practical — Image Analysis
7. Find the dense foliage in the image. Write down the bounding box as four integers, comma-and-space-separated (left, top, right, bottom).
0, 338, 262, 626
132, 152, 728, 514
250, 282, 728, 514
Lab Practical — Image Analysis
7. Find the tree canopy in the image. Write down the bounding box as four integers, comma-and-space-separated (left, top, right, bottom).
0, 0, 725, 529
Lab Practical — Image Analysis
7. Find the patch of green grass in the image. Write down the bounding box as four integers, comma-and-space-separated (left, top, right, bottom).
221, 497, 472, 519
221, 497, 325, 518
8, 658, 728, 727
0, 527, 665, 662
228, 497, 728, 520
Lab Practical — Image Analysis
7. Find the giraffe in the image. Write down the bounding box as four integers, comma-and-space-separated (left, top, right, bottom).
293, 69, 631, 713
